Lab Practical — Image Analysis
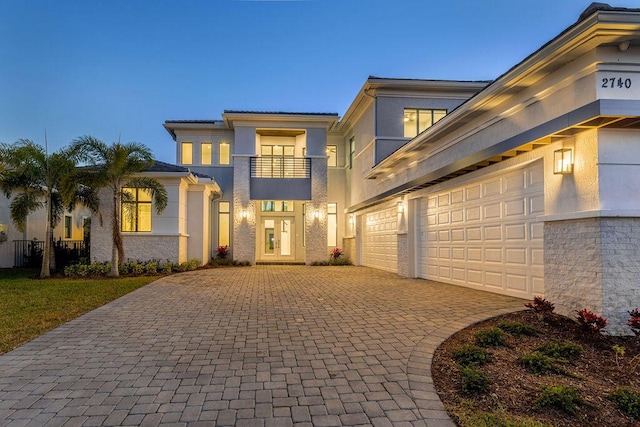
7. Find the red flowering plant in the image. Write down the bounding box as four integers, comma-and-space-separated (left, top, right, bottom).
330, 247, 343, 260
525, 296, 555, 320
575, 308, 607, 333
628, 308, 640, 337
217, 245, 229, 259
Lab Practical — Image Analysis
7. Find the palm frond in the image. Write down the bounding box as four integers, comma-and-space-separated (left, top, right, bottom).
124, 177, 168, 214
10, 191, 43, 232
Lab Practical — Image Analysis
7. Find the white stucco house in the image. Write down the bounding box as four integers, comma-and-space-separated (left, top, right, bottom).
89, 3, 640, 333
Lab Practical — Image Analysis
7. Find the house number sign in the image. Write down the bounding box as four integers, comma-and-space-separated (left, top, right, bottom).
596, 72, 639, 99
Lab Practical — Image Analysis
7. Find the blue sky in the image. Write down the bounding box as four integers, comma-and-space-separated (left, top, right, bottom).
2, 0, 639, 163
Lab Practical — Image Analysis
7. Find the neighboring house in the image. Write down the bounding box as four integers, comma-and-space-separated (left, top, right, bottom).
0, 194, 91, 268
94, 4, 640, 333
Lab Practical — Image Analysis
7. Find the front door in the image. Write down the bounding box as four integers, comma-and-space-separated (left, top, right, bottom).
261, 218, 295, 260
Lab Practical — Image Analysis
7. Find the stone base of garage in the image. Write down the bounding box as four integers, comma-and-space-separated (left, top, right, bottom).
544, 217, 640, 335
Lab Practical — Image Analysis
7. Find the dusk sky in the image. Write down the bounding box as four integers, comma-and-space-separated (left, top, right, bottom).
3, 0, 640, 164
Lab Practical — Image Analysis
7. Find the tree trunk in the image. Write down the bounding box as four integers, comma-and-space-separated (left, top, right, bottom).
40, 191, 52, 278
110, 192, 120, 277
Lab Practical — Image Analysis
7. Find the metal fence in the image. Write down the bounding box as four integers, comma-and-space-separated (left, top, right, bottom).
13, 239, 89, 269
250, 157, 311, 179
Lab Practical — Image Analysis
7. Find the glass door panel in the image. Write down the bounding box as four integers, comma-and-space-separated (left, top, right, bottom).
260, 217, 295, 260
280, 219, 291, 256
264, 219, 275, 255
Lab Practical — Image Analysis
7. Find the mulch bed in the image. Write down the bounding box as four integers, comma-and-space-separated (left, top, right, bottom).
432, 310, 640, 426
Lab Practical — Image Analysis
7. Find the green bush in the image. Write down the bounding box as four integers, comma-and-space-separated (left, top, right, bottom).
453, 345, 491, 367
496, 321, 538, 337
187, 259, 200, 270
144, 262, 158, 275
608, 387, 640, 419
536, 341, 583, 362
460, 366, 490, 395
534, 385, 584, 414
161, 261, 173, 275
520, 352, 559, 376
475, 327, 507, 347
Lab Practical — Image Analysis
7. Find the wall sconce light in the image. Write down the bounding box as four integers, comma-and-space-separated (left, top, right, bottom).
397, 202, 404, 214
241, 209, 248, 219
553, 148, 573, 174
349, 215, 355, 226
313, 209, 320, 220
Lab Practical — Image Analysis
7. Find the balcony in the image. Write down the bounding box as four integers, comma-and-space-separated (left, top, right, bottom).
250, 157, 311, 200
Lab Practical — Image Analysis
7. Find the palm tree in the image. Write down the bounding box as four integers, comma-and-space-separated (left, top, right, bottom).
70, 136, 168, 277
0, 140, 89, 277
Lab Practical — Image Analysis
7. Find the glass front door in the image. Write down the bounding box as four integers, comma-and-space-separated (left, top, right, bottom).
261, 218, 294, 260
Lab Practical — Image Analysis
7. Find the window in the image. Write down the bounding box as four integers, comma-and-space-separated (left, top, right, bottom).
261, 201, 294, 212
64, 215, 72, 239
201, 142, 212, 165
218, 201, 230, 247
219, 142, 230, 165
181, 142, 193, 165
327, 145, 337, 167
261, 145, 295, 156
349, 137, 355, 169
327, 203, 337, 247
122, 188, 152, 232
403, 108, 447, 138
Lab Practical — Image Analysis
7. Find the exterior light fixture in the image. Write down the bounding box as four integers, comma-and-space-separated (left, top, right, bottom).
553, 148, 573, 174
241, 209, 248, 219
313, 209, 320, 220
397, 202, 404, 214
349, 215, 355, 226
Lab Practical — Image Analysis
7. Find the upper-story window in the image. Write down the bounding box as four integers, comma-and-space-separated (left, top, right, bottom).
403, 109, 447, 138
201, 142, 212, 165
121, 188, 152, 232
219, 142, 230, 165
327, 145, 337, 167
261, 145, 295, 157
349, 137, 355, 169
181, 142, 193, 165
64, 215, 72, 239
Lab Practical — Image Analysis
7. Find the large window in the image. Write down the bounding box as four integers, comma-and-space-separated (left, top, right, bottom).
218, 201, 230, 247
403, 108, 447, 138
219, 142, 230, 165
327, 145, 337, 167
64, 215, 72, 239
261, 145, 295, 156
181, 142, 193, 165
122, 188, 152, 232
201, 142, 212, 165
327, 203, 337, 247
349, 137, 355, 169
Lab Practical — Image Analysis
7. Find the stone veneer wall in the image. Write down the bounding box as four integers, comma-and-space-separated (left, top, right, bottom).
397, 234, 409, 277
232, 157, 256, 263
123, 235, 182, 263
544, 217, 640, 335
305, 158, 328, 264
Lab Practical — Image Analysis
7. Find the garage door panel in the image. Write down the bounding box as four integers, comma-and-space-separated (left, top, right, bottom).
417, 161, 544, 299
362, 206, 398, 273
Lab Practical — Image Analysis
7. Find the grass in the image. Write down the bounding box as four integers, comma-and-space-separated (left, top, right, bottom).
0, 268, 159, 355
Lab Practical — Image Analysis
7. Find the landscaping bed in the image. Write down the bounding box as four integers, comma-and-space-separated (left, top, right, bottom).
432, 310, 640, 426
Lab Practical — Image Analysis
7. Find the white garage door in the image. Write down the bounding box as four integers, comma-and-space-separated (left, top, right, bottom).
416, 161, 544, 299
361, 206, 398, 273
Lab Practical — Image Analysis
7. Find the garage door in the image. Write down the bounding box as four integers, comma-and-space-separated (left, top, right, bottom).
361, 205, 398, 273
416, 161, 544, 299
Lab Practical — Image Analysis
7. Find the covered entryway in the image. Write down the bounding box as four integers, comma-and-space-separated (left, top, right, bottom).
416, 161, 544, 299
361, 205, 398, 273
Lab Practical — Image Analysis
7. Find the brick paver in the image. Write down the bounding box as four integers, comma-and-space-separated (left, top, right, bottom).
0, 266, 524, 426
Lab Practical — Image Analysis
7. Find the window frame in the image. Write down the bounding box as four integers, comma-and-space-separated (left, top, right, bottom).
201, 142, 212, 165
219, 142, 230, 165
327, 145, 337, 167
181, 141, 193, 165
327, 202, 337, 247
403, 108, 447, 138
349, 137, 355, 169
121, 188, 153, 233
218, 201, 230, 247
64, 215, 72, 239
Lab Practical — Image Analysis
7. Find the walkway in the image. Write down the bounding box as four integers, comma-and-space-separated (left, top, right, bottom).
0, 266, 524, 426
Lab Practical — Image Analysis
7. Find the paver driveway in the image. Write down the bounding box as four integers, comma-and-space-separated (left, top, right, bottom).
0, 266, 524, 426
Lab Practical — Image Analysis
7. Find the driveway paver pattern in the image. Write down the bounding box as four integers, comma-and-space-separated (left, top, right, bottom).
0, 266, 524, 426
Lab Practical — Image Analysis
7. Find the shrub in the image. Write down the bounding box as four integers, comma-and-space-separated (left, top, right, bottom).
460, 366, 490, 395
453, 345, 491, 367
534, 385, 584, 414
130, 262, 144, 275
496, 321, 538, 337
144, 261, 158, 275
475, 327, 507, 347
575, 308, 607, 333
608, 387, 640, 419
161, 261, 173, 275
520, 352, 559, 376
330, 247, 343, 259
536, 340, 583, 362
187, 259, 200, 270
525, 296, 555, 318
628, 308, 640, 337
217, 245, 229, 259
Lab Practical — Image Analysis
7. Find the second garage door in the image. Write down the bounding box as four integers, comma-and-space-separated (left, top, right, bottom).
361, 205, 398, 273
416, 161, 545, 299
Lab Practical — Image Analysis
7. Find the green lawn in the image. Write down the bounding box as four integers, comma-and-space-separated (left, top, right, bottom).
0, 269, 159, 355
